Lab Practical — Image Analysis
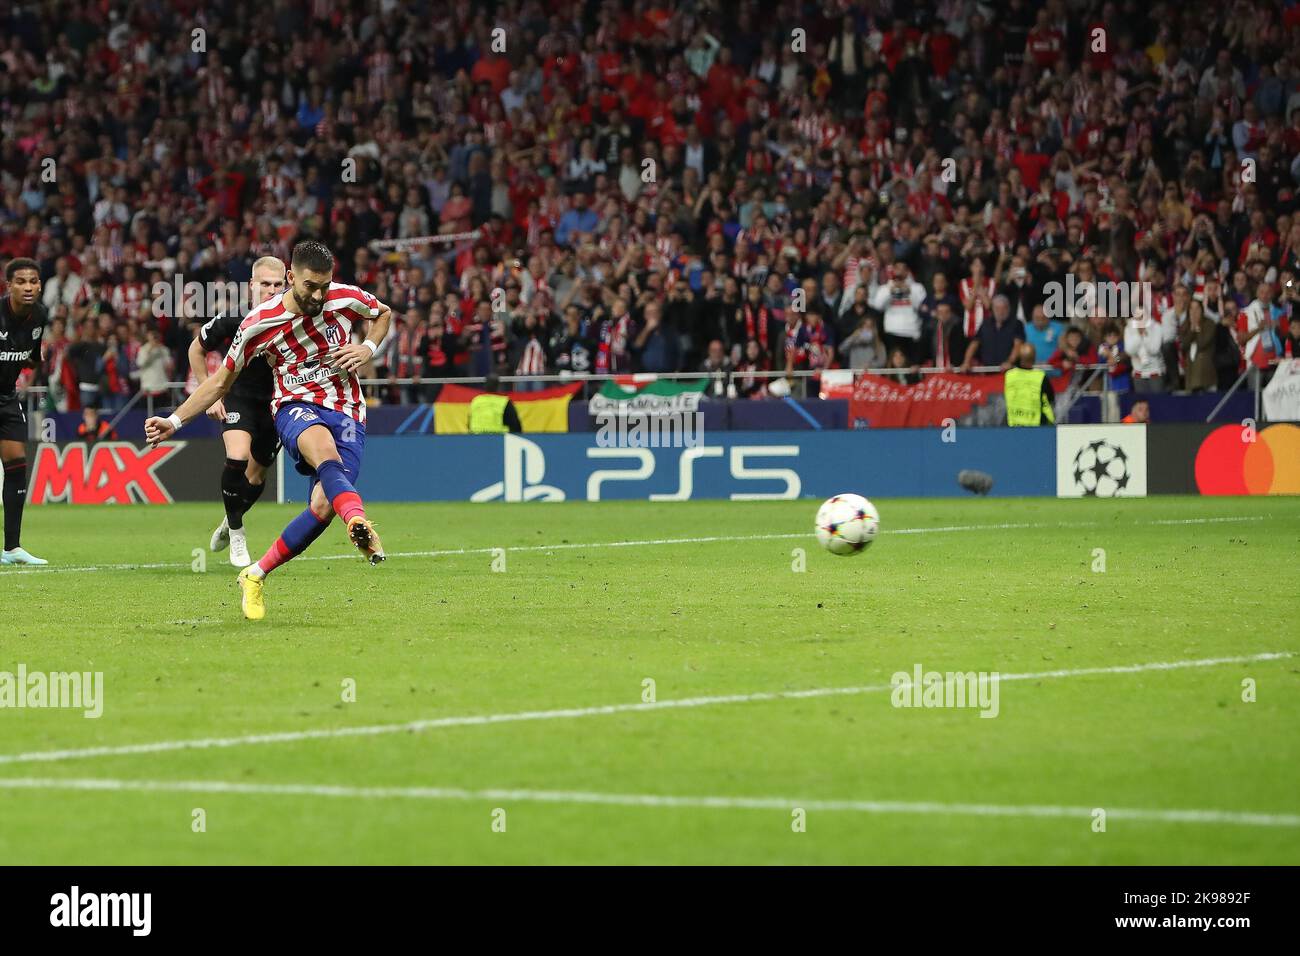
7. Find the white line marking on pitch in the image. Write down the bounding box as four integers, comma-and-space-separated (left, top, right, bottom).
0, 652, 1288, 767
0, 776, 1294, 827
0, 515, 1274, 575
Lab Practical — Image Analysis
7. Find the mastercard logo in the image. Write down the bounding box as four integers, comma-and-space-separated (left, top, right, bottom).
1195, 423, 1300, 495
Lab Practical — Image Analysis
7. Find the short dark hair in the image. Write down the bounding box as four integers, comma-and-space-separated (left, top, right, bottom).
291, 240, 335, 274
5, 258, 39, 282
484, 374, 501, 392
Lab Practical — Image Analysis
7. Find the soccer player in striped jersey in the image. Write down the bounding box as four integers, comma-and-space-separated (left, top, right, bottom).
146, 240, 391, 620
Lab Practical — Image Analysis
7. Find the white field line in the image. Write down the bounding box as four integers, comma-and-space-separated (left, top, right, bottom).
0, 776, 1294, 827
0, 515, 1273, 575
0, 652, 1289, 768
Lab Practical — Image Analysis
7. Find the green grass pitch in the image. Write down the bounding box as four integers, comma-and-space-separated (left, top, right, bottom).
1, 496, 1297, 864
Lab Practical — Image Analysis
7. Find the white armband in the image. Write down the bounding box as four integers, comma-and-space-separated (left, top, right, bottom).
363, 340, 378, 356
166, 413, 183, 432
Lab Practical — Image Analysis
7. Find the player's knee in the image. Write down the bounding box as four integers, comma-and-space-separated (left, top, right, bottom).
310, 498, 334, 521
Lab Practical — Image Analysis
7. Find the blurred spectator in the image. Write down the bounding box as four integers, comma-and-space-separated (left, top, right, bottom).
64, 323, 104, 410
1181, 300, 1219, 392
700, 338, 733, 377
926, 301, 969, 372
872, 263, 927, 364
1242, 281, 1286, 377
962, 295, 1025, 372
734, 340, 771, 399
1215, 300, 1246, 391
1049, 326, 1098, 386
42, 258, 83, 312
1024, 305, 1065, 375
1097, 323, 1133, 393
1125, 311, 1167, 393
76, 406, 117, 443
418, 308, 459, 402
1122, 398, 1152, 424
838, 312, 886, 371
1285, 315, 1300, 359
701, 337, 733, 397
1159, 285, 1192, 390
631, 301, 678, 373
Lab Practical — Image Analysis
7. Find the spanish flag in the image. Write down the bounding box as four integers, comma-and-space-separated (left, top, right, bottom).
434, 382, 582, 434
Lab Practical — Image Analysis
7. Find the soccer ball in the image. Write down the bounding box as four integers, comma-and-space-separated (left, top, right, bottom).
815, 493, 880, 556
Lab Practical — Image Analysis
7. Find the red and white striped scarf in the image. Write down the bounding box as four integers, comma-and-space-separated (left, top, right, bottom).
744, 302, 772, 351
516, 336, 547, 375
395, 324, 419, 378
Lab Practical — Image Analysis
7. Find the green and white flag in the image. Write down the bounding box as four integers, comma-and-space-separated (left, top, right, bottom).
589, 376, 708, 415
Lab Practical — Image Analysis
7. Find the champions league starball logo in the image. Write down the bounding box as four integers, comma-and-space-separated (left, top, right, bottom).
1072, 439, 1131, 496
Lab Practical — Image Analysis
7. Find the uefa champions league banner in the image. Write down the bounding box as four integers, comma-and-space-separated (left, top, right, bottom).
280, 430, 1059, 503
1055, 425, 1148, 497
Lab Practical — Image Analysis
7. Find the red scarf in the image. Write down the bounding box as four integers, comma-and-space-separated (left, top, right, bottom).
934, 321, 952, 369
744, 303, 771, 350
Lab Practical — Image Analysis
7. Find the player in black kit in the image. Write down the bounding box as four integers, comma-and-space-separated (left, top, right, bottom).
0, 258, 49, 565
188, 256, 286, 566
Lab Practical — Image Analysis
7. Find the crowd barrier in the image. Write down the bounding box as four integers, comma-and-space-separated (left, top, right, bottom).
31, 390, 1258, 442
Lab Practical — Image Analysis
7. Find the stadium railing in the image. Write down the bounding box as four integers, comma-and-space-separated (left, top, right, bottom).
23, 364, 1101, 406
1206, 365, 1265, 424
21, 360, 1279, 431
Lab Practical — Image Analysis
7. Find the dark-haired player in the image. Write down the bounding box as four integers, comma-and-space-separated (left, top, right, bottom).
146, 241, 390, 620
0, 258, 48, 566
189, 256, 285, 566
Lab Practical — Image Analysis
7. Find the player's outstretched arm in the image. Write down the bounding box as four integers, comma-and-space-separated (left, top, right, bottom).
145, 365, 239, 446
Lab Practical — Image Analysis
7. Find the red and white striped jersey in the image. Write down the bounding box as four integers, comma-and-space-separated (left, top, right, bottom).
959, 276, 996, 337
224, 283, 383, 424
111, 281, 147, 316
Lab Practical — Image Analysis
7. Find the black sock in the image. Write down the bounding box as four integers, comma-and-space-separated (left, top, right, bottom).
242, 476, 267, 515
222, 458, 250, 530
3, 458, 27, 551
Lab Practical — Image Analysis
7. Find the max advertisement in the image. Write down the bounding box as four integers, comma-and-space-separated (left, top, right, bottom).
25, 441, 279, 504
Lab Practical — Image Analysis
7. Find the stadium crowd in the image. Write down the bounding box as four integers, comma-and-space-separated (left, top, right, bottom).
2, 0, 1300, 412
